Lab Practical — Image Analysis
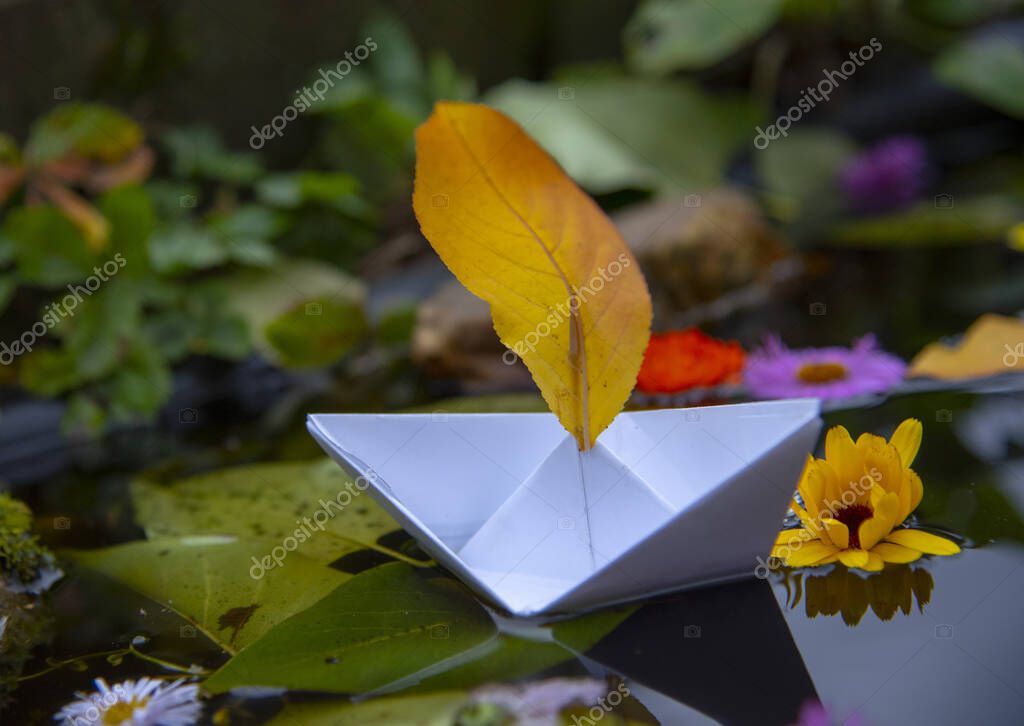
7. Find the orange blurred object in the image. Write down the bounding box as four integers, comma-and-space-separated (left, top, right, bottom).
636, 329, 745, 394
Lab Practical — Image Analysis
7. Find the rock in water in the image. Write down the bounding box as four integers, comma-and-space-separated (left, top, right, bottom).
614, 189, 786, 311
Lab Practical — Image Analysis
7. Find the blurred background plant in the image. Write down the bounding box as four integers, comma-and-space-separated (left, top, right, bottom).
0, 0, 1022, 442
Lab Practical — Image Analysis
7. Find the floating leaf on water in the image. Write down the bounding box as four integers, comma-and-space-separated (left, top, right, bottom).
68, 538, 348, 653
130, 459, 399, 566
204, 563, 496, 694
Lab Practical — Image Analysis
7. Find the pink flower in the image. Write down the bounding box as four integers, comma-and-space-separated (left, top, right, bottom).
745, 335, 905, 401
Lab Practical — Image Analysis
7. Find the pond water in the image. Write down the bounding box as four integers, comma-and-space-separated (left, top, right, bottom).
4, 246, 1024, 726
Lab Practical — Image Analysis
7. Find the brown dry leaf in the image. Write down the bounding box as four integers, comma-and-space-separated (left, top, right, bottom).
908, 313, 1024, 379
413, 102, 652, 450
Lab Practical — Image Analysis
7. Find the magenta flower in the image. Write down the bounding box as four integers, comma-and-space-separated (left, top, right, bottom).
791, 699, 863, 726
745, 335, 905, 401
840, 136, 928, 213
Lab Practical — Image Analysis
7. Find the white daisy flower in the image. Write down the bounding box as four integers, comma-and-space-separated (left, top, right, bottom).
53, 677, 202, 726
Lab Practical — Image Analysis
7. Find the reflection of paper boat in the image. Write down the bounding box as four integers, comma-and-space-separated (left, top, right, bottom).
308, 399, 821, 616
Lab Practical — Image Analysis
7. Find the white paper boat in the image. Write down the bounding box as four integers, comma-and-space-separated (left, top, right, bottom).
308, 398, 821, 616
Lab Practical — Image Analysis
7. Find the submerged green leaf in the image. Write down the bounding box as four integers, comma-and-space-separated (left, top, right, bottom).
204, 563, 496, 694
68, 537, 348, 653
131, 459, 399, 565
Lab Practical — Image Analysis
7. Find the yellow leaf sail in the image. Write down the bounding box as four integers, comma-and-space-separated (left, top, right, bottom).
413, 102, 652, 450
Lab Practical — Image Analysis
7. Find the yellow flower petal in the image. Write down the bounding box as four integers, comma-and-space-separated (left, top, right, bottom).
872, 542, 923, 564
889, 418, 922, 468
801, 467, 827, 520
885, 529, 960, 555
785, 541, 840, 567
838, 549, 869, 568
863, 551, 885, 571
775, 529, 816, 547
820, 518, 849, 549
825, 425, 861, 491
858, 492, 899, 550
904, 469, 923, 518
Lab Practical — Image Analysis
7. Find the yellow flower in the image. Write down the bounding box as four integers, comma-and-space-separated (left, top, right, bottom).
772, 418, 960, 572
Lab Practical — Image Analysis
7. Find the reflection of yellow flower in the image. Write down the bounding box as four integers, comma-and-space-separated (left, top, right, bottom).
772, 419, 960, 572
779, 564, 934, 626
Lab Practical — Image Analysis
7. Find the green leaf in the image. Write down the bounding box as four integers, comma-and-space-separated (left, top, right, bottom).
624, 0, 783, 74
62, 393, 107, 435
24, 103, 143, 164
934, 37, 1024, 119
96, 185, 154, 276
222, 259, 367, 367
264, 294, 367, 368
363, 12, 426, 117
209, 205, 283, 268
3, 206, 96, 285
161, 126, 263, 184
267, 691, 469, 726
827, 196, 1021, 247
755, 128, 856, 224
487, 77, 761, 195
131, 459, 399, 566
105, 339, 171, 421
204, 563, 496, 694
149, 222, 224, 274
0, 272, 15, 316
68, 537, 348, 653
410, 607, 633, 693
257, 172, 366, 216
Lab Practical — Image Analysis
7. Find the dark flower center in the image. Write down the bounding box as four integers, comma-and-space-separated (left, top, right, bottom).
797, 362, 848, 384
834, 504, 873, 549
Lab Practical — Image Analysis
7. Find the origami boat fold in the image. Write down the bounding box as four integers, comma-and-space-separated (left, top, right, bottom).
308, 398, 821, 616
